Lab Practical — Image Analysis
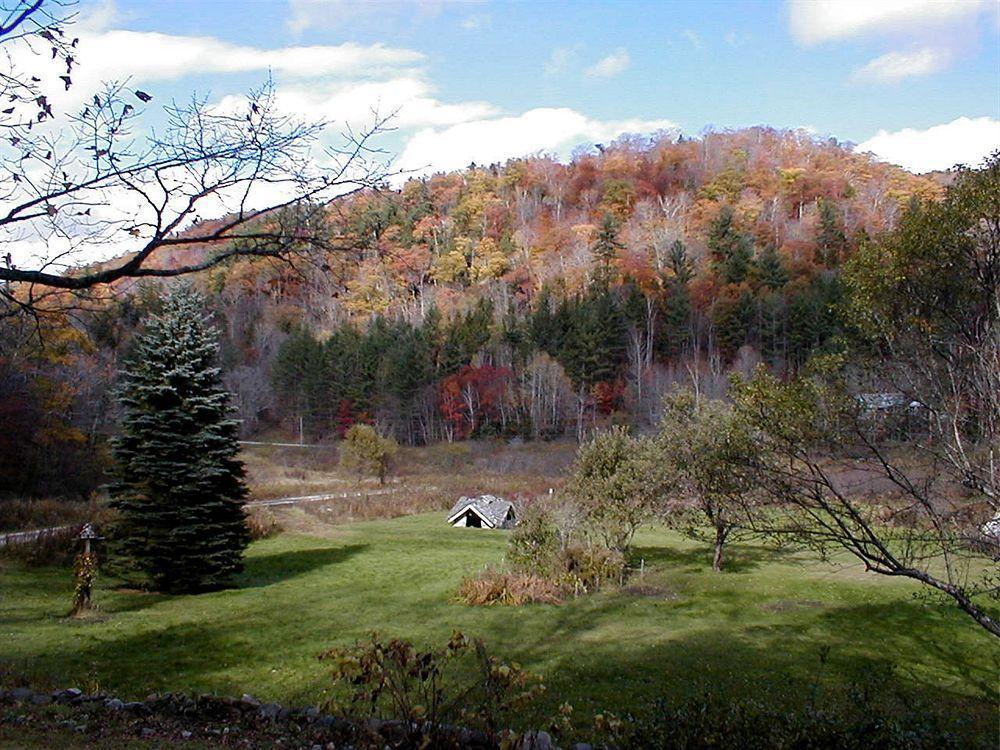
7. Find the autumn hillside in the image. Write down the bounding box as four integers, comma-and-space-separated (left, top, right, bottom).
1, 127, 947, 494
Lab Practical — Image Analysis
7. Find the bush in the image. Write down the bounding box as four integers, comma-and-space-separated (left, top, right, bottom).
565, 426, 671, 553
0, 526, 80, 567
319, 632, 546, 746
560, 543, 625, 592
340, 424, 398, 485
0, 497, 104, 533
457, 569, 565, 606
245, 507, 281, 541
506, 506, 562, 577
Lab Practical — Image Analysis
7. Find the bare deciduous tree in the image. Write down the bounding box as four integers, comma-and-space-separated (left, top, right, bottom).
731, 154, 1000, 637
0, 0, 393, 318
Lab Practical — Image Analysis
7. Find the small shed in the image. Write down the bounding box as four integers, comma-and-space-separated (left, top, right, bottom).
447, 495, 517, 530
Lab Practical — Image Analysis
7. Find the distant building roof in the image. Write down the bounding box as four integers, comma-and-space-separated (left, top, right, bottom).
857, 392, 922, 411
447, 495, 516, 529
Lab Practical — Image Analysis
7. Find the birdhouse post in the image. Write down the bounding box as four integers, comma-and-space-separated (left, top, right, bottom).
72, 523, 103, 615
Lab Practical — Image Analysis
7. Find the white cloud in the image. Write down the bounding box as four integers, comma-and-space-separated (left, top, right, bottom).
857, 116, 1000, 172
853, 47, 951, 82
544, 45, 580, 77
75, 32, 422, 83
397, 107, 676, 176
215, 76, 498, 130
788, 0, 989, 45
682, 29, 703, 49
461, 13, 491, 30
584, 48, 630, 79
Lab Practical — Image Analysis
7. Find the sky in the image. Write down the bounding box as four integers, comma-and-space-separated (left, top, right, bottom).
57, 0, 998, 177
0, 0, 973, 189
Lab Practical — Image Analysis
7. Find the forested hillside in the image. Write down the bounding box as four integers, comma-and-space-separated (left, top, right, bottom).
0, 127, 942, 496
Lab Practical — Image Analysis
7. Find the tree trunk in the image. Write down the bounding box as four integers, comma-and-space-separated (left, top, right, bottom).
713, 524, 727, 572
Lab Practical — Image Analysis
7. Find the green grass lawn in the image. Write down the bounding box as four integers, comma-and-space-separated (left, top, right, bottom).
2, 514, 997, 734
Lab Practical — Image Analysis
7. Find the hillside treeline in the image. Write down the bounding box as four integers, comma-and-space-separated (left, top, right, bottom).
0, 127, 942, 495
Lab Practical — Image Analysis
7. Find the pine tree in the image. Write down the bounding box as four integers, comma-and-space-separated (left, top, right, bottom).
815, 198, 847, 267
591, 213, 623, 288
708, 206, 754, 284
109, 286, 249, 593
753, 245, 789, 290
666, 239, 695, 284
273, 325, 325, 436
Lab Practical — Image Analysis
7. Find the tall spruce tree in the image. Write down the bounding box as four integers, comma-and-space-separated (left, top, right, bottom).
708, 206, 754, 284
110, 286, 249, 593
591, 214, 624, 288
815, 198, 847, 267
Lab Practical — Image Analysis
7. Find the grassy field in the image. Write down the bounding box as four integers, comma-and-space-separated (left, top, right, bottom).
2, 510, 998, 738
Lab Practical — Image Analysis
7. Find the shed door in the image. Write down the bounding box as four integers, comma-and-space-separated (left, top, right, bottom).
464, 510, 482, 528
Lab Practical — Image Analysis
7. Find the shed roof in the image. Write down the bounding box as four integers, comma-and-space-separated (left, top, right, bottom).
447, 495, 515, 528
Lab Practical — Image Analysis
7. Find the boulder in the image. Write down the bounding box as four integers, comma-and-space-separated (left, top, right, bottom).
9, 687, 33, 702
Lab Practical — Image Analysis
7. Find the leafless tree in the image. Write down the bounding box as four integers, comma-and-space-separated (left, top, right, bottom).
0, 0, 393, 319
731, 155, 1000, 637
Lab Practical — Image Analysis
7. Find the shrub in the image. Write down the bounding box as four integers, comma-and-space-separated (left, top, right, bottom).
340, 424, 398, 485
0, 497, 104, 533
245, 507, 281, 541
457, 569, 565, 606
559, 543, 626, 592
506, 506, 562, 577
0, 526, 80, 567
319, 632, 546, 745
565, 426, 672, 553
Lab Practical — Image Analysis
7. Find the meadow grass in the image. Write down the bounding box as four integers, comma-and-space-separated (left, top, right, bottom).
2, 512, 997, 737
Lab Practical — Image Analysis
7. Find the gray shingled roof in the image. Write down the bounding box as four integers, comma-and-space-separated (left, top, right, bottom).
447, 494, 515, 528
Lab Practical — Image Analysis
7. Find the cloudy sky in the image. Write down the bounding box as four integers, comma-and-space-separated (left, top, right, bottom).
46, 0, 1000, 175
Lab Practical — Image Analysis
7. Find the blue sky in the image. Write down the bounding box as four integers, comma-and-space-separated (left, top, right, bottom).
53, 0, 1000, 174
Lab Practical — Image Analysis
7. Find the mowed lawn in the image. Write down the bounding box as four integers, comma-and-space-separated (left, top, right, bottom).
2, 513, 998, 732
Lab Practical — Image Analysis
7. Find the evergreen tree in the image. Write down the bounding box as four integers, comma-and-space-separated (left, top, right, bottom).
559, 291, 626, 388
753, 245, 789, 290
658, 281, 691, 358
815, 198, 847, 267
272, 325, 324, 436
666, 239, 695, 284
708, 206, 754, 284
110, 287, 249, 593
591, 214, 623, 288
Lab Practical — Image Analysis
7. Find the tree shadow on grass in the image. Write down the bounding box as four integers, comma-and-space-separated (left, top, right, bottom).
496, 597, 998, 743
238, 544, 368, 589
632, 540, 800, 574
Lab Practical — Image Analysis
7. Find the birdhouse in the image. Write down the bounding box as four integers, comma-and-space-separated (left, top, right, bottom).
78, 523, 103, 555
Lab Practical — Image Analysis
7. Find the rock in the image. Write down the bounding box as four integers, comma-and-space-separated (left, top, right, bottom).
105, 698, 125, 711
304, 706, 320, 719
240, 693, 260, 707
53, 688, 82, 703
180, 730, 192, 739
30, 693, 52, 705
140, 727, 156, 739
315, 715, 348, 732
258, 702, 281, 720
9, 687, 33, 702
572, 744, 594, 750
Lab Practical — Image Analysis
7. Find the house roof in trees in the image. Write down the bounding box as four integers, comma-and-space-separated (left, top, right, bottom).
857, 392, 922, 411
447, 495, 516, 529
